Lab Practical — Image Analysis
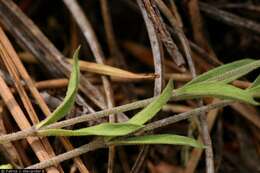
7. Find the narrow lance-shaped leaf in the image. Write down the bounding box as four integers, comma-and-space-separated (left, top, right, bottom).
185, 59, 260, 86
128, 79, 174, 125
37, 47, 80, 128
175, 82, 259, 105
67, 59, 157, 80
37, 80, 173, 136
109, 134, 204, 148
38, 123, 143, 136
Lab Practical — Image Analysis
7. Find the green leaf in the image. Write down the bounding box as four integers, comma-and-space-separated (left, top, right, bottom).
39, 123, 143, 136
38, 80, 173, 137
186, 59, 260, 86
37, 47, 80, 128
0, 164, 12, 169
109, 134, 204, 148
176, 82, 258, 105
128, 79, 174, 125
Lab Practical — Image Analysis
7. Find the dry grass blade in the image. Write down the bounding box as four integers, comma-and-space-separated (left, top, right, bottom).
137, 0, 164, 95
155, 0, 196, 77
0, 102, 23, 168
69, 59, 157, 80
142, 0, 185, 67
0, 28, 89, 173
18, 52, 156, 81
0, 28, 63, 173
230, 103, 260, 129
131, 0, 165, 171
199, 2, 260, 35
0, 0, 258, 172
185, 1, 223, 172
122, 40, 186, 72
34, 79, 69, 90
24, 100, 232, 170
62, 0, 116, 172
0, 76, 59, 173
0, 0, 106, 109
186, 0, 218, 59
184, 99, 220, 173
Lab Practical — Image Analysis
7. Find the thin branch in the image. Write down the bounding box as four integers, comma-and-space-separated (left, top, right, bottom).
155, 0, 196, 77
0, 97, 155, 145
156, 1, 215, 172
0, 26, 89, 173
199, 2, 260, 35
142, 0, 185, 67
0, 70, 59, 173
25, 100, 232, 170
131, 0, 165, 171
62, 1, 117, 172
141, 100, 232, 133
138, 0, 164, 95
0, 0, 106, 110
27, 138, 107, 170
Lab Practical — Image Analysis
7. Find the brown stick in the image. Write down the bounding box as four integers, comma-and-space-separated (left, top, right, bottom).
0, 76, 59, 173
62, 1, 116, 172
0, 27, 89, 173
0, 0, 106, 109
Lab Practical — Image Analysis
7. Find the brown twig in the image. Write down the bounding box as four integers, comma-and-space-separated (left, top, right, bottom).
186, 0, 218, 59
142, 0, 185, 67
155, 0, 196, 76
0, 102, 23, 168
0, 0, 106, 109
131, 0, 165, 171
62, 1, 117, 172
0, 27, 89, 173
0, 29, 62, 173
199, 2, 260, 35
0, 73, 59, 173
25, 100, 232, 170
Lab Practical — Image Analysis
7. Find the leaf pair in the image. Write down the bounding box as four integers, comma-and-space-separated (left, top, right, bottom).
37, 48, 202, 148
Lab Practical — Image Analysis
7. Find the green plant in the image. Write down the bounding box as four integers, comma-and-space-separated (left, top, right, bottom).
34, 48, 260, 150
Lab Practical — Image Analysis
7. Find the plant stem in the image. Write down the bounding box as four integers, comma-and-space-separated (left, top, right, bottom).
25, 100, 232, 170
0, 97, 156, 144
27, 138, 106, 169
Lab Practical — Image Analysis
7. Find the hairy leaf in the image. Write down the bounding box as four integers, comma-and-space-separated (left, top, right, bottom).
37, 47, 80, 128
186, 59, 260, 86
128, 79, 173, 125
176, 82, 258, 105
39, 123, 143, 136
109, 134, 204, 148
38, 80, 173, 136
